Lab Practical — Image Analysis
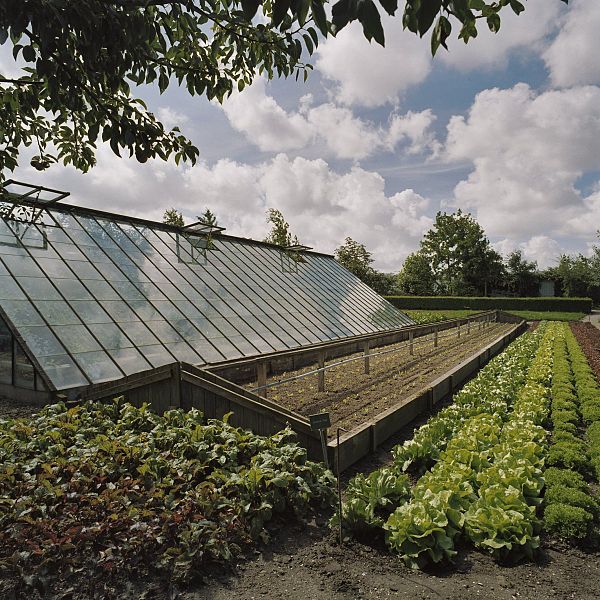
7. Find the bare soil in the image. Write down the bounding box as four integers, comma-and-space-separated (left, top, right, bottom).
257, 323, 513, 434
570, 321, 600, 382
196, 522, 600, 600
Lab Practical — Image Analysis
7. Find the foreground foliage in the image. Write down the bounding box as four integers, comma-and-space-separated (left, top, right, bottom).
0, 401, 334, 590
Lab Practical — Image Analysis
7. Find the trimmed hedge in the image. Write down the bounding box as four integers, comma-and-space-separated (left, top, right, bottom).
385, 296, 592, 313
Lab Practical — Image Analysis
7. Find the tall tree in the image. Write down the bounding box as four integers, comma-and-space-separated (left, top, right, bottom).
335, 237, 374, 281
334, 237, 398, 295
505, 250, 538, 296
397, 251, 436, 296
198, 208, 218, 227
1, 0, 560, 179
549, 254, 595, 298
420, 209, 500, 296
163, 207, 184, 227
264, 208, 299, 247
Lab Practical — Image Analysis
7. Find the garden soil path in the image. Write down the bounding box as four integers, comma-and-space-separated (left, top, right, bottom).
197, 522, 600, 600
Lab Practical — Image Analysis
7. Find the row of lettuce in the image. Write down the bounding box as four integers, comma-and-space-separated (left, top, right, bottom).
544, 325, 600, 539
0, 402, 335, 585
338, 322, 600, 567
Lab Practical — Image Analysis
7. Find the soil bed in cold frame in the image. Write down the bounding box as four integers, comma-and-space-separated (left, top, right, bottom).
251, 322, 514, 435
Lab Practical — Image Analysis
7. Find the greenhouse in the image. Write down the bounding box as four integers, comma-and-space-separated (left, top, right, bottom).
0, 181, 414, 402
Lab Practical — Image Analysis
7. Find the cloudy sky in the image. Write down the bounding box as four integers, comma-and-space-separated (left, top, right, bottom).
9, 0, 600, 271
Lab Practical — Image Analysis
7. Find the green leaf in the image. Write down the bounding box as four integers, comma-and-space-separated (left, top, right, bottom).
240, 0, 262, 20
357, 0, 385, 46
417, 0, 443, 37
272, 0, 292, 26
311, 0, 329, 35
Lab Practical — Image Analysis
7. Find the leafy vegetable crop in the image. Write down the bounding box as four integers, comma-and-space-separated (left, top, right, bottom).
543, 323, 599, 542
340, 324, 558, 568
0, 401, 335, 590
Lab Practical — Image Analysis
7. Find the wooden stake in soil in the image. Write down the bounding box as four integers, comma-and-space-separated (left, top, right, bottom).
409, 331, 414, 355
337, 427, 344, 546
257, 361, 267, 398
434, 327, 438, 348
363, 341, 370, 374
318, 352, 325, 392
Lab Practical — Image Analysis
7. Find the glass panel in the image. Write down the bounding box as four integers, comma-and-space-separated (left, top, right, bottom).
53, 279, 93, 300
37, 354, 89, 389
106, 347, 151, 375
34, 257, 73, 278
163, 341, 204, 365
138, 344, 175, 367
51, 242, 86, 261
118, 321, 160, 346
72, 350, 123, 382
53, 325, 102, 353
67, 260, 103, 280
86, 323, 134, 349
69, 300, 113, 324
127, 299, 163, 321
148, 321, 183, 343
19, 325, 66, 356
36, 300, 81, 325
0, 316, 12, 384
0, 276, 26, 300
17, 276, 62, 300
111, 281, 146, 301
1, 299, 45, 326
95, 261, 128, 281
14, 341, 35, 389
83, 280, 121, 300
2, 255, 45, 277
99, 300, 141, 322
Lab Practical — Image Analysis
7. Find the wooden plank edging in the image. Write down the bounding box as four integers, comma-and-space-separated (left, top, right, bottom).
328, 320, 527, 472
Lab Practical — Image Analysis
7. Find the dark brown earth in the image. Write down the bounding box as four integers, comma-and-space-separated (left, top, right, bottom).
570, 321, 600, 382
197, 523, 600, 600
257, 323, 513, 434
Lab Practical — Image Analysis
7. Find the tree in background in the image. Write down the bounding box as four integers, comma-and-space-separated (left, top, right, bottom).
397, 251, 436, 295
591, 231, 600, 288
2, 0, 553, 179
420, 210, 500, 295
264, 208, 299, 247
547, 254, 597, 299
335, 237, 374, 281
198, 208, 218, 227
163, 207, 184, 227
505, 250, 538, 296
334, 237, 399, 295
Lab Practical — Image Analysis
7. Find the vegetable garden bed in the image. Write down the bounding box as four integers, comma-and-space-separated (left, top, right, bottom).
254, 322, 513, 435
0, 402, 334, 597
337, 321, 600, 569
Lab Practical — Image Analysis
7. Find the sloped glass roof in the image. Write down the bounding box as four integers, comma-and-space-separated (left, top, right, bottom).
0, 198, 414, 391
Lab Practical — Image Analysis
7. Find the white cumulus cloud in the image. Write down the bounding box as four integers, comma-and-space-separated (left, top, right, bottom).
315, 13, 432, 107
543, 0, 600, 87
444, 84, 600, 244
220, 78, 439, 160
440, 0, 562, 72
